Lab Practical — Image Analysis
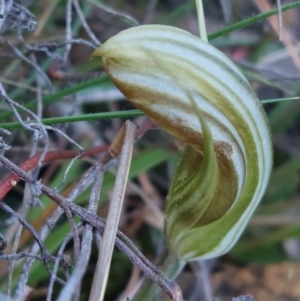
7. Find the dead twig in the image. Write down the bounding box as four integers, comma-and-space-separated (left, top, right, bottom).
89, 120, 136, 301
0, 153, 183, 301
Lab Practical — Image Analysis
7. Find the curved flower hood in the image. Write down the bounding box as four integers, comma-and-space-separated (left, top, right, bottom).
92, 24, 273, 260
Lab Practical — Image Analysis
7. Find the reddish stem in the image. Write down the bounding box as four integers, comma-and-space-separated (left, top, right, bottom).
0, 145, 109, 200
0, 117, 157, 201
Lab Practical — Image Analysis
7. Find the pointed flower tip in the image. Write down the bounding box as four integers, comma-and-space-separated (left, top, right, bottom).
90, 47, 102, 60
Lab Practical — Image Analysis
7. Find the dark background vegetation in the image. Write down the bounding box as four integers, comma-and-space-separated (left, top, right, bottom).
0, 0, 300, 300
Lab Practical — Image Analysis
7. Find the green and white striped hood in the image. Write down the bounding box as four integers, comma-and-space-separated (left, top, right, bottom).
92, 24, 273, 260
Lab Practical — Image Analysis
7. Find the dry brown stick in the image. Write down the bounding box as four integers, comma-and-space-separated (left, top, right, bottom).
88, 120, 137, 301
253, 0, 300, 70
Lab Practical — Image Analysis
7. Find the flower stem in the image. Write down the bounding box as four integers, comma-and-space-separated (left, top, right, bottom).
132, 248, 185, 301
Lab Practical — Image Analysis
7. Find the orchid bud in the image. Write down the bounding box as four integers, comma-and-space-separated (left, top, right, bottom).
91, 24, 272, 260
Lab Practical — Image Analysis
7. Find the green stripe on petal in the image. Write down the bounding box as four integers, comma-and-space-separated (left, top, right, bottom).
92, 24, 273, 260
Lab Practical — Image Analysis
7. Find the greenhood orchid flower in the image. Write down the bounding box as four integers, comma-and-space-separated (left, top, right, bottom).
91, 24, 272, 260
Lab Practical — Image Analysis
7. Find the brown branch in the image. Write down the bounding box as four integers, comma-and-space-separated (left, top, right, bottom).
0, 154, 182, 301
0, 145, 109, 200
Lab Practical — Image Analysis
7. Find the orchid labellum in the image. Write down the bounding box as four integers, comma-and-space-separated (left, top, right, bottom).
91, 13, 272, 261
